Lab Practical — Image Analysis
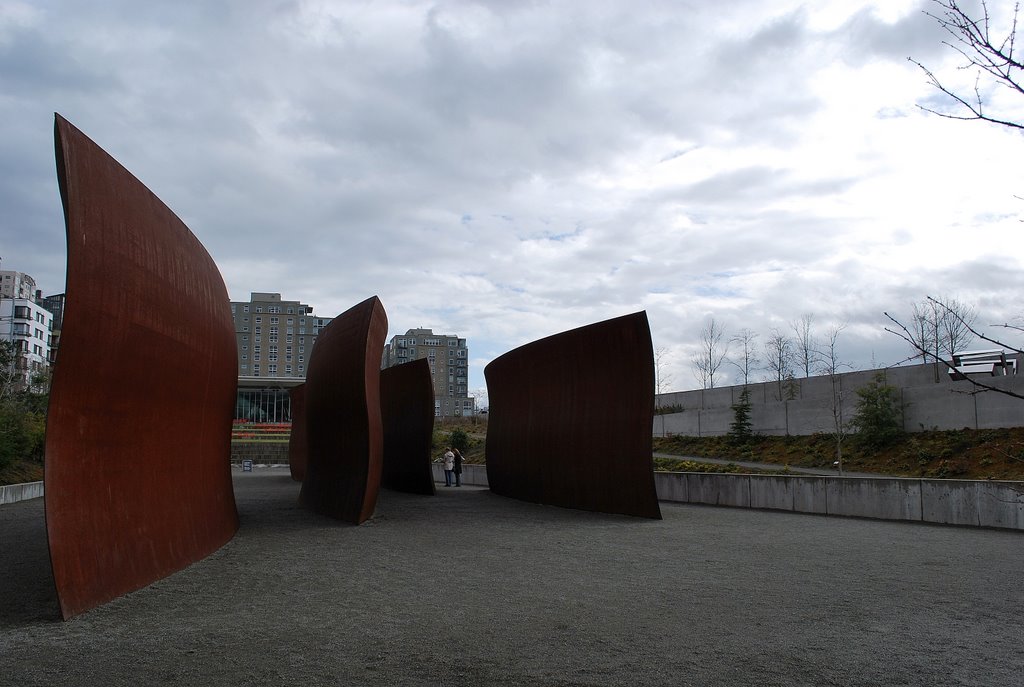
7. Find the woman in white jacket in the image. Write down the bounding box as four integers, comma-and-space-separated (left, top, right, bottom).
442, 447, 455, 487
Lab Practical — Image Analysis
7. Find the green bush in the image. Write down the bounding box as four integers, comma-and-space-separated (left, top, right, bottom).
448, 428, 469, 453
728, 387, 753, 444
850, 373, 903, 449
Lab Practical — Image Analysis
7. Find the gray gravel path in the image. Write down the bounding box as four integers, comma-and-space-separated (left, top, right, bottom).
652, 452, 884, 477
1, 467, 1021, 686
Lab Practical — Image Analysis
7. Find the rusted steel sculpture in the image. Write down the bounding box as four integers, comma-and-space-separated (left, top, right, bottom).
299, 296, 388, 524
288, 384, 307, 482
46, 114, 239, 620
380, 358, 436, 495
485, 311, 662, 519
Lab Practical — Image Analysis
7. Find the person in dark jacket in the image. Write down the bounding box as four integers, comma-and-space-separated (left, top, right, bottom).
452, 447, 464, 487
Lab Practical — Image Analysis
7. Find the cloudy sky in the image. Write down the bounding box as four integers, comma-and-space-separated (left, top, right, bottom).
3, 0, 1023, 401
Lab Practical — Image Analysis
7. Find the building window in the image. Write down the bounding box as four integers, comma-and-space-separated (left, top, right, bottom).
270, 317, 279, 324
298, 364, 304, 373
241, 345, 248, 352
243, 305, 249, 313
255, 317, 262, 324
268, 364, 277, 375
285, 365, 292, 374
241, 354, 248, 361
255, 307, 263, 313
242, 326, 249, 332
254, 327, 261, 335
287, 308, 294, 315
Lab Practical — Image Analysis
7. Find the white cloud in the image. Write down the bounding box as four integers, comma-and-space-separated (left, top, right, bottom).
2, 0, 1023, 394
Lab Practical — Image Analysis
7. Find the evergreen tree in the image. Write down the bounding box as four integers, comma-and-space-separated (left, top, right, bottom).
728, 387, 753, 444
850, 373, 903, 449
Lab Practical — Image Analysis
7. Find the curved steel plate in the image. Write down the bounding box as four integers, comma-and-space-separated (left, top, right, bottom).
46, 114, 239, 619
380, 358, 436, 495
299, 296, 388, 523
288, 384, 307, 482
484, 311, 661, 519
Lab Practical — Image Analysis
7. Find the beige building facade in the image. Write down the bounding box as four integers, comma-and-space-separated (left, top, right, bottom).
382, 328, 475, 417
229, 292, 333, 422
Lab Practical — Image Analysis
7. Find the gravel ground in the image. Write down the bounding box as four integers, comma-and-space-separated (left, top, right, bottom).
1, 467, 1022, 686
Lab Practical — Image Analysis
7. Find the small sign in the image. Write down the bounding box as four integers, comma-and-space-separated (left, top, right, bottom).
242, 459, 253, 472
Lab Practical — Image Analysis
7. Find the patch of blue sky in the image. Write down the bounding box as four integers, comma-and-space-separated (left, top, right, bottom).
695, 284, 739, 298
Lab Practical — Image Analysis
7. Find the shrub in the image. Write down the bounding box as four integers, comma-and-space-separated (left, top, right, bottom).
850, 373, 903, 449
728, 387, 753, 444
448, 428, 469, 453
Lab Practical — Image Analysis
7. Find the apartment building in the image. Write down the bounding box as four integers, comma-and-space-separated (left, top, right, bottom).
0, 269, 37, 300
382, 328, 475, 417
0, 297, 52, 392
229, 292, 333, 422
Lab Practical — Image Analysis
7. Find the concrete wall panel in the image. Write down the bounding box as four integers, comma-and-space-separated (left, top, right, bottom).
747, 476, 792, 510
685, 474, 749, 507
825, 478, 922, 521
0, 481, 44, 505
975, 482, 1024, 530
920, 480, 980, 526
656, 362, 1024, 436
791, 477, 828, 514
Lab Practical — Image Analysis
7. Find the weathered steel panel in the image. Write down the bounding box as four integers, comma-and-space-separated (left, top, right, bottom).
299, 296, 388, 524
484, 311, 661, 519
46, 114, 239, 620
288, 384, 307, 482
380, 358, 436, 495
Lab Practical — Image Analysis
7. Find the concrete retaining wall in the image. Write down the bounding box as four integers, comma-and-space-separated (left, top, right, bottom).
431, 463, 488, 487
231, 442, 289, 465
655, 361, 1024, 437
0, 481, 44, 505
654, 472, 1024, 531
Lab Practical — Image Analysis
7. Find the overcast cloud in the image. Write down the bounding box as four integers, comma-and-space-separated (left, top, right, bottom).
2, 0, 1023, 401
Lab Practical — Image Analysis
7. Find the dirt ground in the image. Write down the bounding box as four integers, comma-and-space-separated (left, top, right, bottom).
1, 467, 1022, 686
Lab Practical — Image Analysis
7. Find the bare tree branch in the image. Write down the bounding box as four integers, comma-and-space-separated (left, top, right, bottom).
910, 0, 1024, 130
884, 311, 1024, 401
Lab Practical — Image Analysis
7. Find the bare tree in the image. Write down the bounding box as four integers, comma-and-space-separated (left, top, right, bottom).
939, 296, 977, 356
654, 345, 675, 399
909, 0, 1023, 131
791, 313, 819, 378
728, 327, 761, 386
818, 324, 850, 475
906, 296, 977, 381
763, 328, 794, 401
885, 296, 1024, 400
691, 318, 729, 389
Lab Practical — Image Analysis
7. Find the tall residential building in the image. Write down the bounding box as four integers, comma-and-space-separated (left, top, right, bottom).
229, 292, 334, 422
0, 269, 37, 300
382, 328, 475, 417
41, 293, 65, 364
0, 297, 52, 392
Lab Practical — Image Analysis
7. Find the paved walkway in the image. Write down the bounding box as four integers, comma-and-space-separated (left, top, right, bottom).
653, 453, 885, 477
2, 468, 1021, 686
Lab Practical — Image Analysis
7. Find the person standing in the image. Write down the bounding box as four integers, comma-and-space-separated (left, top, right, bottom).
442, 447, 455, 487
452, 447, 464, 487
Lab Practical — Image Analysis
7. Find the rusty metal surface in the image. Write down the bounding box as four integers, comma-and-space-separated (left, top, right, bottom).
299, 296, 388, 524
288, 384, 307, 482
46, 114, 239, 619
484, 311, 661, 519
380, 358, 436, 495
